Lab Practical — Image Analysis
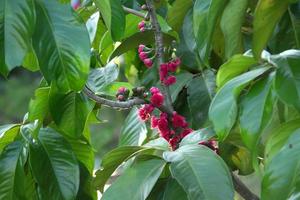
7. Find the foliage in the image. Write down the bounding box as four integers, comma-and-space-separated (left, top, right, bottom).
1, 0, 300, 200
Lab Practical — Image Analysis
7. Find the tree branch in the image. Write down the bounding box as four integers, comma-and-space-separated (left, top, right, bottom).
122, 6, 149, 20
83, 86, 172, 114
145, 0, 174, 113
232, 174, 260, 200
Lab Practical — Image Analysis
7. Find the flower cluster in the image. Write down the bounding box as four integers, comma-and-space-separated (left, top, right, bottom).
138, 20, 146, 32
138, 44, 154, 67
116, 87, 129, 101
159, 58, 181, 86
138, 87, 193, 149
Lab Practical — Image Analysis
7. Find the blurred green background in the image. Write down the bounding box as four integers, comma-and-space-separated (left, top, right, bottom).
0, 68, 125, 166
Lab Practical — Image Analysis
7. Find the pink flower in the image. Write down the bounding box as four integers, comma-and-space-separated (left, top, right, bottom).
117, 87, 126, 94
172, 112, 188, 128
151, 116, 159, 128
180, 128, 193, 138
138, 104, 154, 121
159, 63, 168, 81
157, 113, 169, 133
140, 27, 145, 32
144, 58, 153, 67
138, 21, 145, 29
163, 75, 176, 86
138, 44, 145, 53
169, 136, 180, 150
150, 87, 160, 95
139, 52, 148, 60
150, 92, 164, 107
117, 95, 125, 101
167, 62, 178, 72
71, 0, 80, 10
174, 57, 181, 66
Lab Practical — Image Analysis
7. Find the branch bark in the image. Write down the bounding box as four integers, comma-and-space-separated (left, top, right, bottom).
122, 6, 149, 20
232, 174, 260, 200
145, 0, 174, 114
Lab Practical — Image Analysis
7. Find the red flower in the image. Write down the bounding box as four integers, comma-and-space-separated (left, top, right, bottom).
138, 104, 154, 121
117, 87, 126, 94
174, 57, 181, 66
151, 116, 159, 129
169, 135, 180, 150
157, 113, 169, 133
150, 92, 164, 107
180, 128, 193, 138
163, 75, 176, 86
199, 140, 219, 153
143, 58, 153, 67
150, 87, 160, 95
138, 21, 145, 29
172, 112, 188, 128
139, 52, 148, 60
159, 63, 168, 81
138, 44, 145, 53
167, 62, 178, 72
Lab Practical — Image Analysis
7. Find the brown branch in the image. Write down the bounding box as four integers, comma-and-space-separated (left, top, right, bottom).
83, 86, 172, 114
145, 0, 174, 114
232, 174, 260, 200
122, 6, 149, 20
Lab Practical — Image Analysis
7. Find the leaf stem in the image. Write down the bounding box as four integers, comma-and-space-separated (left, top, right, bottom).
122, 6, 149, 20
232, 173, 260, 200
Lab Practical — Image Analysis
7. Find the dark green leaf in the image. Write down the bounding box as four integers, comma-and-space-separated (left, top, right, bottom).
193, 0, 228, 63
220, 0, 248, 59
33, 0, 90, 92
0, 0, 35, 76
262, 129, 300, 200
28, 87, 50, 122
170, 72, 193, 102
30, 128, 80, 200
164, 145, 234, 200
166, 0, 193, 32
216, 55, 257, 88
289, 3, 300, 48
94, 0, 125, 41
0, 141, 25, 200
119, 107, 147, 146
102, 159, 166, 200
209, 67, 270, 141
49, 86, 95, 138
253, 0, 290, 59
93, 146, 146, 192
273, 50, 300, 111
239, 73, 276, 150
180, 127, 216, 147
86, 61, 119, 94
0, 124, 20, 154
187, 70, 215, 129
161, 178, 188, 200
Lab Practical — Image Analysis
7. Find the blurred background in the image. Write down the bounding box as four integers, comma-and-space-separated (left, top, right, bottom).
0, 67, 126, 167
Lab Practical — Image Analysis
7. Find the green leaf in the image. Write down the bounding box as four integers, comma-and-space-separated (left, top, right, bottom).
262, 129, 300, 200
161, 178, 188, 200
0, 124, 20, 154
93, 146, 146, 192
180, 127, 216, 147
33, 0, 90, 92
170, 72, 193, 102
0, 141, 25, 200
76, 163, 97, 200
28, 87, 50, 122
164, 145, 234, 200
166, 0, 193, 32
187, 70, 216, 129
86, 61, 119, 94
253, 0, 290, 59
193, 0, 228, 63
119, 107, 147, 146
0, 0, 35, 76
265, 119, 300, 163
216, 55, 257, 88
49, 85, 95, 138
239, 73, 276, 150
144, 138, 170, 151
94, 0, 125, 41
273, 50, 300, 111
109, 30, 176, 61
220, 0, 248, 59
289, 3, 300, 48
30, 128, 80, 200
102, 159, 166, 200
209, 67, 270, 141
67, 138, 94, 174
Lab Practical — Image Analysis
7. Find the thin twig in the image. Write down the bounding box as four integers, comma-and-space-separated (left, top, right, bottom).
83, 86, 172, 114
232, 174, 260, 200
122, 6, 149, 20
145, 0, 174, 113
